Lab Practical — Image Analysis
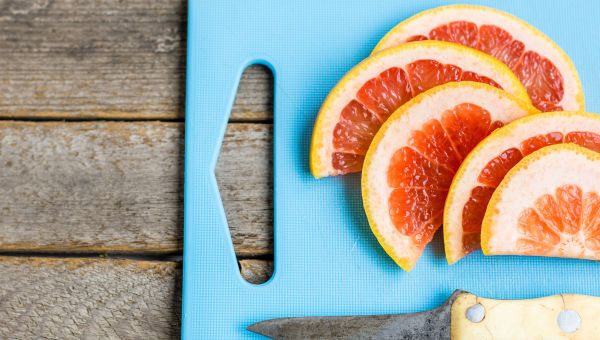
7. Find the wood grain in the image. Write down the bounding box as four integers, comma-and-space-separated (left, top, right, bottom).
216, 124, 273, 257
0, 257, 272, 338
0, 257, 181, 339
0, 0, 273, 121
0, 121, 272, 256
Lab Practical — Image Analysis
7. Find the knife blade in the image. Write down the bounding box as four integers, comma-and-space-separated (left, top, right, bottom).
248, 290, 600, 339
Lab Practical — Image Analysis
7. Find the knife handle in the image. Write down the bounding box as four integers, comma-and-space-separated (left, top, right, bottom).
451, 292, 600, 339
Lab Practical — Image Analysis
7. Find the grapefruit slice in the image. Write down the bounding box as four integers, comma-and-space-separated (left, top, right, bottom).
373, 5, 584, 112
361, 82, 536, 271
481, 144, 600, 260
445, 112, 600, 264
310, 41, 530, 179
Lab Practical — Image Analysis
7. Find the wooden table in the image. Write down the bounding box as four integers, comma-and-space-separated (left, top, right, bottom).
0, 1, 273, 338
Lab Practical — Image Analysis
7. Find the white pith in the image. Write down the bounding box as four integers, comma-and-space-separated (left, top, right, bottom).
374, 5, 582, 111
484, 146, 600, 259
313, 42, 526, 177
362, 83, 531, 266
446, 113, 600, 262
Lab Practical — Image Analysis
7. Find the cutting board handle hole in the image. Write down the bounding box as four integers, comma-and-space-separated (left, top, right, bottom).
216, 63, 274, 284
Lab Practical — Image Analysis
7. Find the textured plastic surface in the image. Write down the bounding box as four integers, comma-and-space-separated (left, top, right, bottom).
183, 1, 600, 338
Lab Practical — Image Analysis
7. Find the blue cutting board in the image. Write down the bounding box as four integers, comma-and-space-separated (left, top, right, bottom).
183, 0, 600, 338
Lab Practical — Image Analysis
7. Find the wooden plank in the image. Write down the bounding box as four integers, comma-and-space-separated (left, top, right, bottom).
0, 257, 181, 339
0, 0, 272, 121
0, 121, 272, 256
0, 257, 272, 338
0, 121, 184, 253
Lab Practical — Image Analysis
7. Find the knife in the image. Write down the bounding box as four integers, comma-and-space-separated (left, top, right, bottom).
248, 290, 600, 339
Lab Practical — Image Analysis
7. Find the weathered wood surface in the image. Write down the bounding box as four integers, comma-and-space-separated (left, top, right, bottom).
216, 124, 273, 256
0, 0, 273, 121
0, 257, 273, 338
0, 257, 181, 339
0, 121, 273, 256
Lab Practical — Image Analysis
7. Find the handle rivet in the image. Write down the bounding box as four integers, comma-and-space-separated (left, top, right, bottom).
557, 310, 581, 333
466, 303, 485, 323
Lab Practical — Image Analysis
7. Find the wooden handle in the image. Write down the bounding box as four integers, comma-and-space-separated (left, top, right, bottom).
451, 292, 600, 339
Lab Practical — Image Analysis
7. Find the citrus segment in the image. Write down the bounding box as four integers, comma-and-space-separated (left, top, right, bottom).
564, 132, 600, 152
462, 186, 495, 233
481, 144, 600, 260
441, 103, 494, 158
362, 82, 535, 271
387, 147, 454, 189
373, 5, 584, 112
478, 25, 525, 68
409, 119, 461, 172
356, 67, 412, 119
478, 148, 522, 186
514, 52, 564, 111
310, 41, 530, 179
445, 112, 600, 264
520, 131, 563, 156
